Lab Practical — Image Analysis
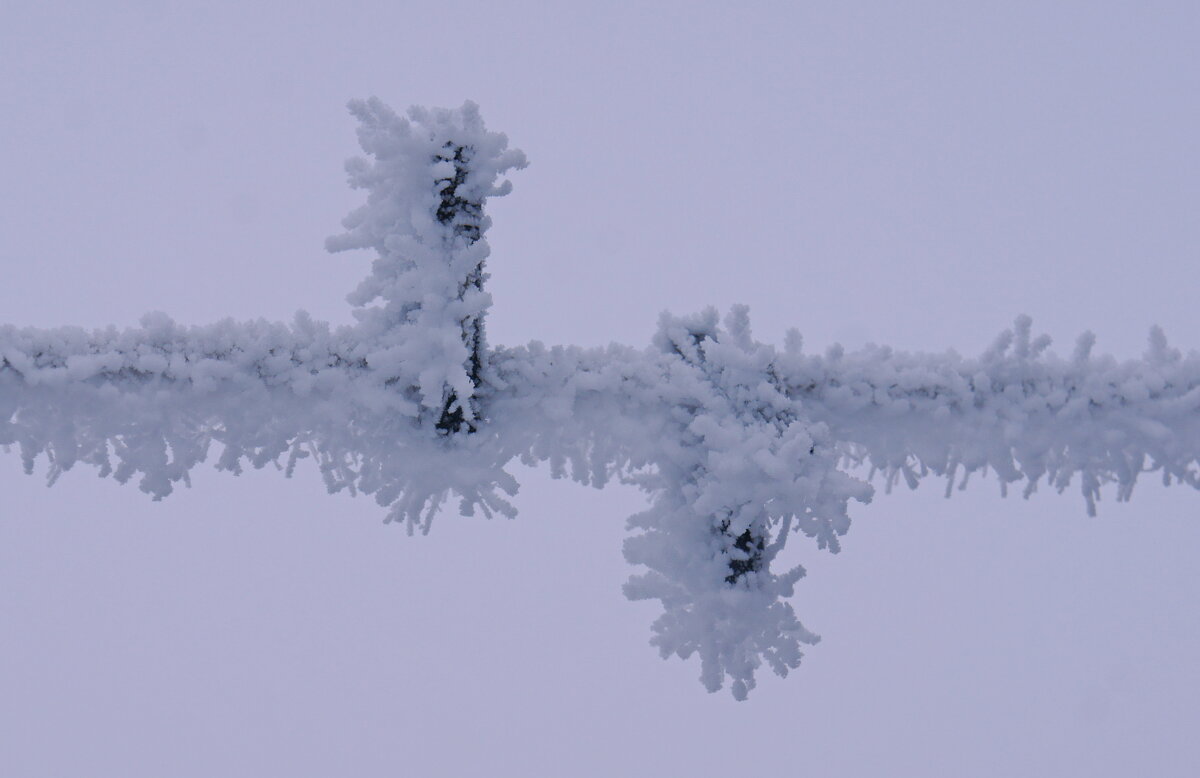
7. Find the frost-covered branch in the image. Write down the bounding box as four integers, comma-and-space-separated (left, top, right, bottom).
785, 315, 1200, 514
5, 99, 1200, 700
487, 310, 1200, 698
0, 312, 521, 531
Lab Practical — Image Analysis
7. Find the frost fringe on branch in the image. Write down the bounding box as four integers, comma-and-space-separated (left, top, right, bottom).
5, 100, 1200, 699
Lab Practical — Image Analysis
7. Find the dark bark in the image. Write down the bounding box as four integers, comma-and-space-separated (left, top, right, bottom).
719, 517, 766, 584
433, 143, 485, 435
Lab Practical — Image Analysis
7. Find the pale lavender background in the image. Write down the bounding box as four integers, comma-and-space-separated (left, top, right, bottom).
2, 2, 1199, 775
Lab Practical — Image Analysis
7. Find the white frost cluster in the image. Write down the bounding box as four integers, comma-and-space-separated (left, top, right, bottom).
5, 100, 1200, 699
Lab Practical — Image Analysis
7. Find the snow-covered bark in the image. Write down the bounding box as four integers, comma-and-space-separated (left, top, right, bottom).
5, 99, 1200, 698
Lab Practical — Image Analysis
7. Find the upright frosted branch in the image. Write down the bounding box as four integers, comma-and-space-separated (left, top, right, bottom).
326, 99, 527, 432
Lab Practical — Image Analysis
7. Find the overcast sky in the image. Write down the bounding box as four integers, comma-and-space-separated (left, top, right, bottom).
3, 2, 1199, 775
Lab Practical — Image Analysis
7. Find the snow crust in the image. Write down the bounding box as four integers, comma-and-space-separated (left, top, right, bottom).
5, 100, 1200, 698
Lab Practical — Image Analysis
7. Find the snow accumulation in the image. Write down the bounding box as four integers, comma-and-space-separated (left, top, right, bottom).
4, 100, 1199, 699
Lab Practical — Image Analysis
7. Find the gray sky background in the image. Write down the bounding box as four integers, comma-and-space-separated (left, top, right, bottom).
2, 2, 1199, 775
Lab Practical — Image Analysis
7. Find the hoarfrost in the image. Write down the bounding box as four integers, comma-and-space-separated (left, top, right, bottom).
5, 100, 1200, 698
